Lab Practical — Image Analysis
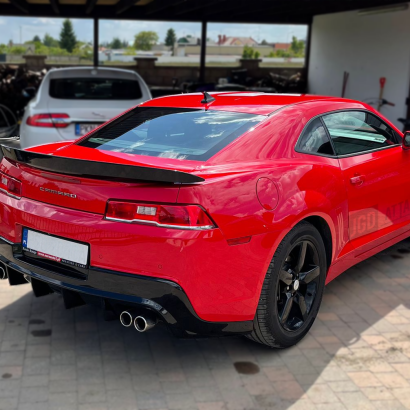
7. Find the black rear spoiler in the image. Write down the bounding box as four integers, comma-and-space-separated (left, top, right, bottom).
0, 146, 204, 184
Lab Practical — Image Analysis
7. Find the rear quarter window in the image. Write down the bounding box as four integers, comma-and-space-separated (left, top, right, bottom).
78, 107, 265, 161
322, 111, 400, 156
49, 77, 142, 100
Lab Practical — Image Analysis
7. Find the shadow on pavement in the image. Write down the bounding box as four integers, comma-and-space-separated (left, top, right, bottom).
1, 237, 410, 409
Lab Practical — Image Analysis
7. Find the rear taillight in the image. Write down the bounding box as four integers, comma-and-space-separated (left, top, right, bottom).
105, 201, 216, 230
0, 172, 22, 199
26, 114, 70, 128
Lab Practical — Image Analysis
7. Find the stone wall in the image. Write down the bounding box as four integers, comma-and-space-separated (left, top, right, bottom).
123, 57, 304, 87
22, 55, 304, 87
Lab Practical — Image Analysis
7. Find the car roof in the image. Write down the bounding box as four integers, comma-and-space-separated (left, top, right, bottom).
45, 66, 144, 82
48, 66, 138, 75
140, 92, 360, 115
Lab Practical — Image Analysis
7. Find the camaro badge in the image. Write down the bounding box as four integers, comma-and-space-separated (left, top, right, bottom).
40, 187, 77, 198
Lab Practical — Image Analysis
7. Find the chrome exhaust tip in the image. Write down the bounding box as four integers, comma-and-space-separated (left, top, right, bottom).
119, 311, 133, 327
0, 266, 7, 280
134, 315, 157, 332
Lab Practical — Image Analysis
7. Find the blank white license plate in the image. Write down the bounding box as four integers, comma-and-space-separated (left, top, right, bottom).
75, 123, 99, 136
22, 229, 88, 268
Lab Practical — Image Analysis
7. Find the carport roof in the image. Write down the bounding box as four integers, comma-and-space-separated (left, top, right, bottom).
0, 0, 407, 23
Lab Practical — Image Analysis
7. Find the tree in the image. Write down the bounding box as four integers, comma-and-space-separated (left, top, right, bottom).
121, 39, 129, 48
110, 37, 122, 49
164, 28, 176, 47
32, 35, 41, 43
261, 39, 268, 45
290, 36, 305, 57
133, 31, 158, 51
59, 19, 77, 53
43, 33, 59, 48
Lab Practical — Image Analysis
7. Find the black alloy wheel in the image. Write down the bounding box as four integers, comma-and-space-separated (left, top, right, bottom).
277, 240, 320, 332
247, 221, 326, 348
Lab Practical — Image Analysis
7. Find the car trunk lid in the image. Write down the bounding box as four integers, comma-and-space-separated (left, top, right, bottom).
45, 68, 149, 140
1, 145, 203, 214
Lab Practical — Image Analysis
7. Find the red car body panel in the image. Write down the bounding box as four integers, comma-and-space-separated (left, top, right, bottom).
0, 93, 406, 325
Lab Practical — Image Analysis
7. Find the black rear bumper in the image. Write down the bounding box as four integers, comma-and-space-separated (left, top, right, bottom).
0, 238, 252, 337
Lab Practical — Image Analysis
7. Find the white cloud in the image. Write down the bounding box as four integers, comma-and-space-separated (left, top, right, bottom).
33, 18, 60, 25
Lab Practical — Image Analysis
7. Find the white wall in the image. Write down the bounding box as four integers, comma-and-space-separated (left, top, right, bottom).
308, 6, 410, 128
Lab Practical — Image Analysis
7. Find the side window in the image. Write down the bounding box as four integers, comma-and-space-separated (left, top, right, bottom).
298, 117, 335, 156
322, 111, 399, 156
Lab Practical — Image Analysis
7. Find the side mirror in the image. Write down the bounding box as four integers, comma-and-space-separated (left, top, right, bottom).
403, 131, 410, 150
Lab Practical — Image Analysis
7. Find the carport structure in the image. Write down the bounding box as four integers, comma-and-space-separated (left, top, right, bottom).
1, 0, 410, 126
0, 0, 405, 74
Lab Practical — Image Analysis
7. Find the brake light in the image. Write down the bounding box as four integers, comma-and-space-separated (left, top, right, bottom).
0, 172, 22, 199
26, 114, 69, 128
105, 201, 216, 230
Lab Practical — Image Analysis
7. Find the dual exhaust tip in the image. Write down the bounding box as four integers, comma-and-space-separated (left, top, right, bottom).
120, 310, 157, 332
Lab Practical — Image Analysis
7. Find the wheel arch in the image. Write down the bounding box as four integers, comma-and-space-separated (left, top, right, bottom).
302, 215, 333, 271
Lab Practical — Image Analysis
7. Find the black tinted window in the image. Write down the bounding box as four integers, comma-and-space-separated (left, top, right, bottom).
298, 117, 334, 156
49, 78, 142, 100
322, 111, 399, 156
79, 107, 265, 161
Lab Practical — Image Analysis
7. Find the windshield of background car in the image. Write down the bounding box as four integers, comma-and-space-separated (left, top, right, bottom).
78, 107, 265, 161
49, 77, 142, 100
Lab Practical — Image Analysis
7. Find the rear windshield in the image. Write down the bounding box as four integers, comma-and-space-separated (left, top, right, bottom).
49, 77, 142, 100
78, 107, 265, 161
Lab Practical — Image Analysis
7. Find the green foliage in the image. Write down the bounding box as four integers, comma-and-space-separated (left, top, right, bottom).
1, 22, 91, 59
242, 45, 260, 59
43, 33, 60, 48
290, 36, 305, 57
268, 49, 291, 58
133, 31, 159, 51
47, 47, 70, 56
261, 39, 268, 45
9, 46, 27, 55
266, 38, 305, 58
165, 28, 176, 47
59, 19, 77, 53
110, 37, 123, 49
79, 45, 93, 59
123, 46, 137, 55
33, 42, 49, 54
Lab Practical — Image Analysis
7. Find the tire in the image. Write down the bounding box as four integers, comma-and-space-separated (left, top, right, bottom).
247, 221, 327, 348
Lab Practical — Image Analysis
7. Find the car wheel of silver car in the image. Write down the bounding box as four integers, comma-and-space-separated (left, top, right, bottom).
248, 221, 327, 348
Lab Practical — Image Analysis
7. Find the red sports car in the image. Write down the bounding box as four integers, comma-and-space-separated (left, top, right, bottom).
0, 92, 408, 348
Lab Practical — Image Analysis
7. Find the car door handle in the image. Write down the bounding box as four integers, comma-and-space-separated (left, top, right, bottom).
350, 175, 364, 186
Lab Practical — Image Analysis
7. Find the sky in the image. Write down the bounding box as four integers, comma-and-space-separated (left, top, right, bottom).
0, 17, 308, 46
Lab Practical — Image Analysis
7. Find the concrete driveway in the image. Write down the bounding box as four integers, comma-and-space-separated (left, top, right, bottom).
1, 237, 410, 410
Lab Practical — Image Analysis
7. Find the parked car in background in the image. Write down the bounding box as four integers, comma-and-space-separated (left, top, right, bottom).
19, 67, 152, 149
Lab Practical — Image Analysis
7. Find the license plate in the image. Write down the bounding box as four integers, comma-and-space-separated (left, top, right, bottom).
75, 123, 99, 136
22, 229, 89, 269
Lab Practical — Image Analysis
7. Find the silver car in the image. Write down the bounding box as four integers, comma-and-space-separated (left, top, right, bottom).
20, 67, 152, 149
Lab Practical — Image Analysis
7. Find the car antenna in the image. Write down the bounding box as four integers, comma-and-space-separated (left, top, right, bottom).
201, 91, 216, 104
